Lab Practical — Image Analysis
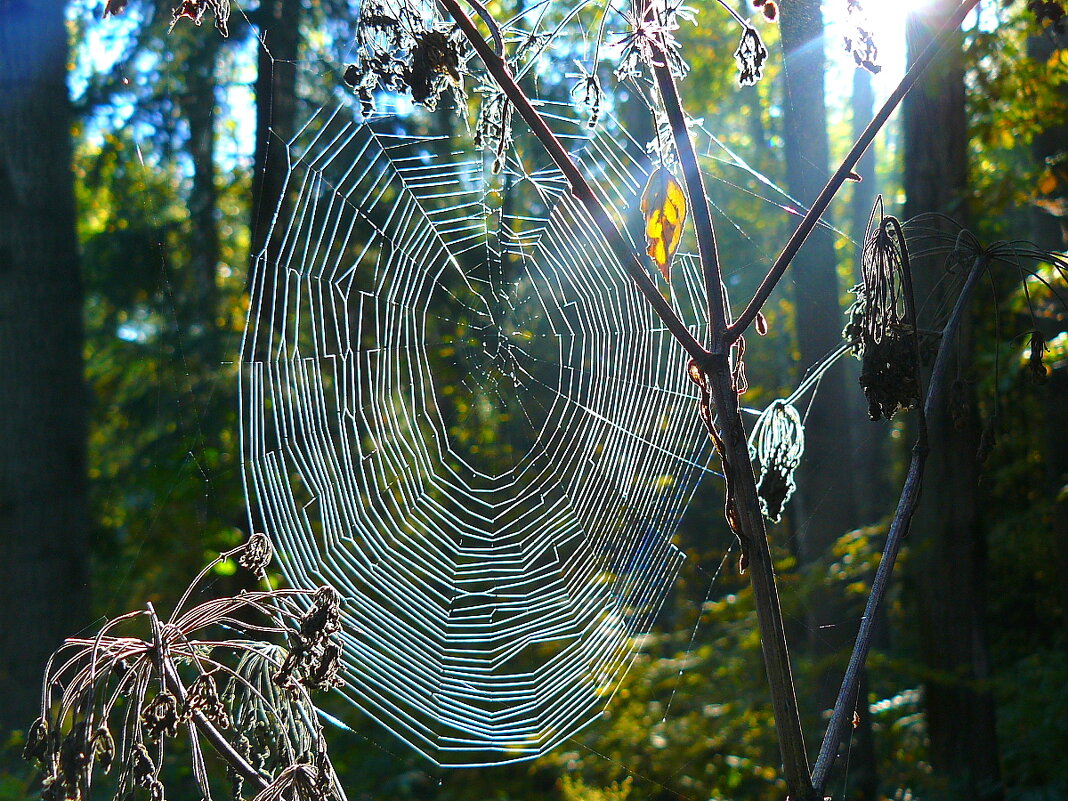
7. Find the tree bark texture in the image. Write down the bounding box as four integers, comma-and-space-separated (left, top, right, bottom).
903, 2, 1003, 798
0, 0, 89, 732
251, 0, 302, 273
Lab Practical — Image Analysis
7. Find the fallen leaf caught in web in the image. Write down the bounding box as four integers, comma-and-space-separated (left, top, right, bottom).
641, 167, 688, 283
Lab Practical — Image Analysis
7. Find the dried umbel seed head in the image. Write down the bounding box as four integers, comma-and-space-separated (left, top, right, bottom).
23, 717, 51, 767
304, 642, 343, 692
734, 25, 768, 86
59, 719, 91, 790
848, 199, 920, 421
239, 532, 273, 576
405, 29, 462, 109
169, 0, 231, 37
185, 673, 230, 728
142, 692, 181, 740
300, 586, 342, 646
90, 726, 115, 773
748, 400, 805, 523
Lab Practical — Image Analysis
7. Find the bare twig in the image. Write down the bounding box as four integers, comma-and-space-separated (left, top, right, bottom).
810, 255, 987, 794
440, 0, 706, 360
649, 48, 729, 343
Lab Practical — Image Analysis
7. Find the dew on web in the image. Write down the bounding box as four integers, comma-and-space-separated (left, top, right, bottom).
239, 93, 726, 766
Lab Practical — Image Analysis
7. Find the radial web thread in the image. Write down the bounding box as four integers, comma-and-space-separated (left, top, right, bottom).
239, 98, 717, 766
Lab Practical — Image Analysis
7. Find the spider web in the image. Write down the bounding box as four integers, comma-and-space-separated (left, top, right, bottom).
239, 91, 725, 766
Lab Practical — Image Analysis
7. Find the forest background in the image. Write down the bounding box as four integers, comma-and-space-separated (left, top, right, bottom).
1, 0, 1067, 799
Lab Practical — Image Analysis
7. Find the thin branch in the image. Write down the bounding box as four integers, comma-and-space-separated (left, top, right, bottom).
727, 0, 981, 343
439, 0, 708, 361
650, 23, 811, 798
649, 48, 729, 343
810, 255, 987, 794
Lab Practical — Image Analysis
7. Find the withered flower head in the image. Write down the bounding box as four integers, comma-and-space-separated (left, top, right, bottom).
300, 586, 342, 646
239, 532, 274, 576
169, 0, 230, 37
90, 726, 115, 773
748, 400, 805, 522
304, 642, 344, 692
185, 672, 230, 728
23, 717, 51, 767
26, 549, 349, 801
405, 29, 463, 108
734, 25, 768, 86
848, 198, 920, 421
143, 692, 181, 740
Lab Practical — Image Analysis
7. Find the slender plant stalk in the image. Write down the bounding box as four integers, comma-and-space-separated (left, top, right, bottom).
439, 0, 707, 361
728, 0, 981, 342
650, 47, 813, 800
810, 256, 987, 793
146, 603, 270, 792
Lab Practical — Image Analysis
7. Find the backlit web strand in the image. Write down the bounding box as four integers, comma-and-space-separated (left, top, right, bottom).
240, 98, 716, 766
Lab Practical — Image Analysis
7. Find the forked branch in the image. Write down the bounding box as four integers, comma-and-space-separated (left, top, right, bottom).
811, 254, 987, 793
728, 0, 981, 342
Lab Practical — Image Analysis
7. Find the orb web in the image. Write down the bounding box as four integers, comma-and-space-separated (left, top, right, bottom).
239, 98, 717, 766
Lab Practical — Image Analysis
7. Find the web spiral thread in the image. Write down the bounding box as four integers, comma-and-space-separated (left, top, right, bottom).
239, 99, 716, 766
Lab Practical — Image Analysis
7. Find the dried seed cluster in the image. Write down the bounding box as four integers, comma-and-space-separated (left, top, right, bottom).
24, 537, 347, 801
343, 0, 464, 114
846, 201, 921, 421
277, 586, 344, 692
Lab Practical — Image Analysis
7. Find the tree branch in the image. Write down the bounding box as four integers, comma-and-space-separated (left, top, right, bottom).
810, 255, 987, 794
439, 0, 707, 361
650, 53, 729, 344
727, 0, 980, 342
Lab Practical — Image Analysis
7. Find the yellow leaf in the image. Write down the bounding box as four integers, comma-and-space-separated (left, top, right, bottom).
1038, 171, 1058, 196
640, 167, 687, 283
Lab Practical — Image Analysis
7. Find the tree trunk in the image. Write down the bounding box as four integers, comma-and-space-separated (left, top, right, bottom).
903, 3, 1003, 798
250, 0, 302, 272
847, 67, 890, 528
0, 0, 89, 731
778, 3, 875, 796
180, 35, 222, 364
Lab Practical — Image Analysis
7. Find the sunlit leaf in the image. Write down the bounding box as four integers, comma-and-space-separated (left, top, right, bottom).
640, 167, 688, 283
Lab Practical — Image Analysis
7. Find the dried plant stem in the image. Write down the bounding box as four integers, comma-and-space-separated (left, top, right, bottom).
728, 0, 981, 342
650, 54, 728, 341
651, 49, 813, 800
440, 0, 706, 361
810, 255, 987, 794
705, 356, 815, 799
146, 603, 270, 793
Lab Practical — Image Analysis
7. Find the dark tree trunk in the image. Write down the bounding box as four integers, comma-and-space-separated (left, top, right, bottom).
180, 36, 222, 364
779, 0, 860, 582
847, 68, 890, 529
250, 0, 302, 272
778, 3, 875, 796
903, 3, 1003, 798
0, 0, 89, 731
